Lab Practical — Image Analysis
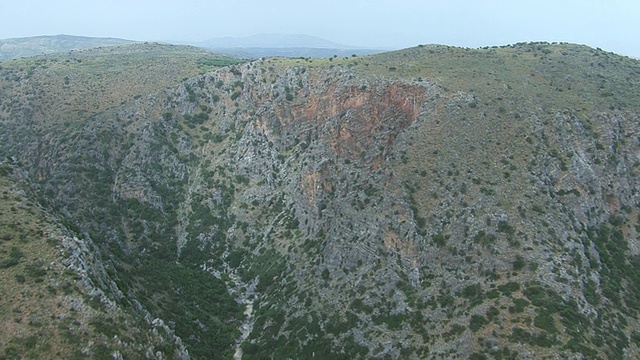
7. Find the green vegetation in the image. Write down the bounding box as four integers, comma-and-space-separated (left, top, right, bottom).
469, 314, 487, 332
587, 218, 640, 311
509, 298, 529, 313
133, 259, 242, 358
197, 57, 243, 68
0, 172, 168, 358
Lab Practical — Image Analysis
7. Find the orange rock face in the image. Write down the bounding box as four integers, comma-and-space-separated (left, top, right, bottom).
274, 80, 426, 160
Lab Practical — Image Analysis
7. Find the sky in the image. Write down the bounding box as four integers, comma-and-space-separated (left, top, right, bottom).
1, 0, 639, 57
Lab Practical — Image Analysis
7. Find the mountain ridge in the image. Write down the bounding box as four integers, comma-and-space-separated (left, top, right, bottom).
193, 33, 387, 59
0, 33, 388, 61
0, 34, 135, 60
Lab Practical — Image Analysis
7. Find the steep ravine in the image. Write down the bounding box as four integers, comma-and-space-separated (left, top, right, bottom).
1, 43, 640, 359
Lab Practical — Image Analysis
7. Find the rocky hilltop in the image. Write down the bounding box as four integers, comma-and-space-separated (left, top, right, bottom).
1, 42, 640, 359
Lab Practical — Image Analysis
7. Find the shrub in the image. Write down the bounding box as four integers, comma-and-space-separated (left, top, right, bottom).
513, 255, 526, 271
509, 298, 529, 313
284, 86, 294, 101
0, 258, 19, 268
322, 268, 330, 280
534, 312, 557, 333
192, 112, 209, 124
469, 315, 487, 332
498, 282, 521, 296
531, 205, 545, 213
486, 306, 499, 320
462, 284, 483, 301
474, 230, 496, 245
497, 220, 515, 235
8, 247, 24, 259
432, 233, 447, 247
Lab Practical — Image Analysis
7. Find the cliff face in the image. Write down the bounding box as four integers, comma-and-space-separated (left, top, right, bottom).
1, 42, 640, 359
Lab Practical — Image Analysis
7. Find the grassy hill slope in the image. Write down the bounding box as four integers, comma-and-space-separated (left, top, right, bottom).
0, 34, 136, 61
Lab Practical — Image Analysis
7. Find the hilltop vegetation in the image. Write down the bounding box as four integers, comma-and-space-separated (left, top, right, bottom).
1, 41, 640, 359
0, 34, 135, 61
0, 43, 243, 125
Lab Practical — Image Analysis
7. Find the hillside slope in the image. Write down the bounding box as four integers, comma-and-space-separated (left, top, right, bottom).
1, 42, 640, 359
0, 162, 189, 359
0, 34, 135, 60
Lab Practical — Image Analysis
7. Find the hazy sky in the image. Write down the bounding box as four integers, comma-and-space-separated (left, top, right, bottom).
2, 0, 639, 56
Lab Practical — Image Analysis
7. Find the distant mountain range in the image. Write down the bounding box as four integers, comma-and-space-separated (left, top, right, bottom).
197, 46, 385, 59
0, 34, 134, 60
192, 33, 387, 58
0, 34, 387, 61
